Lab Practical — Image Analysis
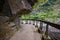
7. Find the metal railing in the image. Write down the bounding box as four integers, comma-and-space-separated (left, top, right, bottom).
20, 19, 60, 40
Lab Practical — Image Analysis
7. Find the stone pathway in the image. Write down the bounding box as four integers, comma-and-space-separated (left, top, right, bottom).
9, 24, 41, 40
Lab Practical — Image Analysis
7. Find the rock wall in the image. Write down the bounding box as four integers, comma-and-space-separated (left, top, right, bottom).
0, 0, 37, 40
0, 16, 18, 40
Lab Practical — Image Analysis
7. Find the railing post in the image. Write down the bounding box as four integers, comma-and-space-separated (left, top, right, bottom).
45, 24, 51, 40
38, 22, 43, 33
42, 24, 51, 40
40, 22, 43, 30
35, 21, 38, 28
45, 24, 49, 38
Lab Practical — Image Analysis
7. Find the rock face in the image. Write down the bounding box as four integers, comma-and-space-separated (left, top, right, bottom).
0, 16, 17, 40
0, 0, 37, 16
0, 0, 37, 40
8, 0, 32, 14
0, 0, 37, 21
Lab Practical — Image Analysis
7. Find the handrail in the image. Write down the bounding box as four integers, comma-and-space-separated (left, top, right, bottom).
21, 19, 60, 40
20, 19, 60, 29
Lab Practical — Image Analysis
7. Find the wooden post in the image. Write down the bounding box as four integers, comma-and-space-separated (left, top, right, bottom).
40, 22, 43, 31
38, 22, 43, 33
42, 24, 50, 40
45, 24, 49, 39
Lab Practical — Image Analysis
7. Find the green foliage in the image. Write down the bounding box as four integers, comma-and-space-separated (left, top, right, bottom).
21, 14, 29, 19
38, 0, 48, 4
21, 0, 60, 23
21, 11, 59, 22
